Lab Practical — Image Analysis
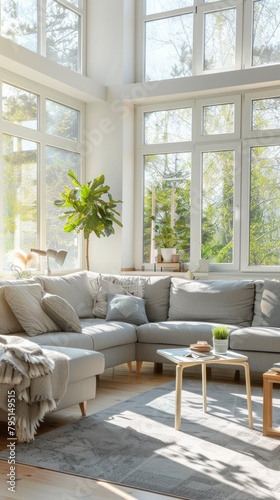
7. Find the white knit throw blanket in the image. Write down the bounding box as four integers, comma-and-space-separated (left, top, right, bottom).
0, 335, 69, 442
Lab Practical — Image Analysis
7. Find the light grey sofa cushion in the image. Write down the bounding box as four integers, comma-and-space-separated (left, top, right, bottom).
137, 321, 237, 346
168, 279, 255, 326
12, 331, 95, 350
89, 274, 170, 323
38, 271, 93, 318
230, 326, 280, 353
260, 279, 280, 327
143, 276, 171, 322
80, 318, 137, 350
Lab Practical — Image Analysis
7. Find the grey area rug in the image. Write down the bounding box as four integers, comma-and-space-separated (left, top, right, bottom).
1, 379, 280, 500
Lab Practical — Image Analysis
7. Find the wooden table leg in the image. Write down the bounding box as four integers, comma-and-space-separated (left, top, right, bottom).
243, 362, 253, 429
263, 377, 273, 436
202, 363, 207, 413
175, 364, 183, 430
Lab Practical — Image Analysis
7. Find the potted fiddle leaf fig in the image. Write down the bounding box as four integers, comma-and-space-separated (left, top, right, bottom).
54, 169, 123, 271
212, 325, 230, 354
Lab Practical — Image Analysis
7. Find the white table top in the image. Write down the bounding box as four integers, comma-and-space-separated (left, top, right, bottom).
157, 348, 248, 365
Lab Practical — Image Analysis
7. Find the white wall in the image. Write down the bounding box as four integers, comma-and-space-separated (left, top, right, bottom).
85, 0, 136, 272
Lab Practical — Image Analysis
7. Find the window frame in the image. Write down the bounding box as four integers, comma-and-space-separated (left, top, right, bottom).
136, 87, 280, 273
241, 135, 280, 272
0, 68, 85, 274
0, 0, 86, 75
243, 88, 280, 138
193, 141, 242, 272
137, 0, 245, 82
195, 0, 243, 76
194, 94, 241, 141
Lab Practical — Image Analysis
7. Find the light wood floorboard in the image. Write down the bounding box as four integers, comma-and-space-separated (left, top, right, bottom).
0, 362, 262, 500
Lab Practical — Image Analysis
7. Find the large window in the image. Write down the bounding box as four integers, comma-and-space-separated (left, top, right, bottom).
0, 0, 84, 73
139, 0, 279, 82
138, 89, 280, 272
0, 73, 84, 273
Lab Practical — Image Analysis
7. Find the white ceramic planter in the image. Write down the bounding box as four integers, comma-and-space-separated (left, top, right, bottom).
212, 338, 228, 355
161, 248, 177, 262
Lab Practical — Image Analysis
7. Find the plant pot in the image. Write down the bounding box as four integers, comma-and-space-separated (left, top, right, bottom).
161, 248, 177, 262
212, 338, 228, 355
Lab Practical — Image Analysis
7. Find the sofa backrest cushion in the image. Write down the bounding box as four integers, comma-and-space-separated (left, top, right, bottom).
87, 272, 171, 323
259, 279, 280, 327
37, 271, 93, 318
0, 278, 37, 334
168, 279, 255, 326
143, 276, 171, 322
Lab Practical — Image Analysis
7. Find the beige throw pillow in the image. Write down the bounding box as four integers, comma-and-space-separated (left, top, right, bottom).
0, 279, 38, 334
3, 284, 59, 336
41, 293, 82, 333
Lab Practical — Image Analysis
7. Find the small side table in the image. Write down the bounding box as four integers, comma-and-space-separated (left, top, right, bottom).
157, 348, 253, 430
263, 370, 280, 437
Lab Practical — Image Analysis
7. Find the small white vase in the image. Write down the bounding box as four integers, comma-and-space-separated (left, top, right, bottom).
161, 248, 176, 262
213, 338, 228, 355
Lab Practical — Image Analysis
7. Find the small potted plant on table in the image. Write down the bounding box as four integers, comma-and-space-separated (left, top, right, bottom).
212, 325, 230, 355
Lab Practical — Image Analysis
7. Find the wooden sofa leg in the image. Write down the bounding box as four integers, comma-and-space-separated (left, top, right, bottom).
154, 362, 163, 373
136, 361, 143, 373
127, 361, 133, 372
234, 369, 240, 382
79, 401, 87, 417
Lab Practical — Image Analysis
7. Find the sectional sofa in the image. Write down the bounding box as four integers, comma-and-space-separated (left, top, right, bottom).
0, 270, 279, 377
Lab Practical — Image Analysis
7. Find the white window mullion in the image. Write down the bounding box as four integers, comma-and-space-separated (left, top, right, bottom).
242, 0, 253, 68
240, 140, 250, 272
40, 0, 47, 57
190, 147, 201, 272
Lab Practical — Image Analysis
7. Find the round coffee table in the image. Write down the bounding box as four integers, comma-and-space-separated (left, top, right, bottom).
157, 347, 253, 430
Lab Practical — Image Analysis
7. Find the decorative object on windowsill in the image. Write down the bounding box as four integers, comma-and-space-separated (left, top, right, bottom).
153, 223, 178, 263
54, 169, 123, 271
8, 249, 37, 279
212, 325, 230, 355
184, 259, 209, 280
30, 248, 68, 275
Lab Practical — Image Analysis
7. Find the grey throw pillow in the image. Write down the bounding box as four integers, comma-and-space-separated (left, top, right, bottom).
106, 294, 148, 325
41, 293, 82, 333
92, 279, 131, 318
260, 279, 280, 327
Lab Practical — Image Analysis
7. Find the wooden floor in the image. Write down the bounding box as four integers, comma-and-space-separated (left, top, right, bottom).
0, 362, 263, 500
